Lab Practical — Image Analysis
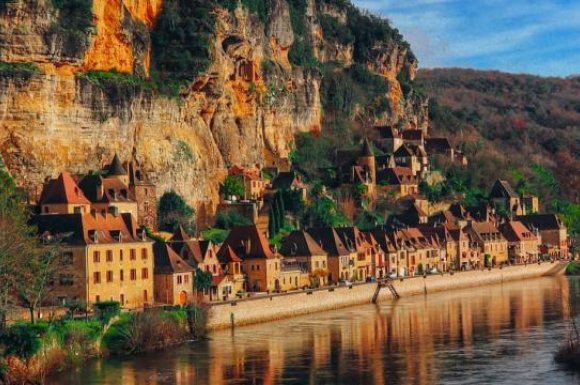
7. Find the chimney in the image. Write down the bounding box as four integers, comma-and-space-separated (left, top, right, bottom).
96, 178, 104, 201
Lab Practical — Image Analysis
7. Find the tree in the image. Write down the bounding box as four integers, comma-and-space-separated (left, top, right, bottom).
304, 196, 349, 228
214, 210, 251, 230
0, 164, 37, 327
219, 175, 245, 199
355, 210, 383, 231
16, 247, 61, 324
194, 269, 213, 301
157, 190, 195, 233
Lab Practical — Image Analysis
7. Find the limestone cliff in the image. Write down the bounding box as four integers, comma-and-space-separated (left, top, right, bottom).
0, 0, 425, 222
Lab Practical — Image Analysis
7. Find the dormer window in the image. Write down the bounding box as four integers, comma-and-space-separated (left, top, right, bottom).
89, 230, 98, 243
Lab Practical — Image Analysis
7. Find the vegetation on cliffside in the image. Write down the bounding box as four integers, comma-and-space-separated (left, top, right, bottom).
417, 69, 580, 236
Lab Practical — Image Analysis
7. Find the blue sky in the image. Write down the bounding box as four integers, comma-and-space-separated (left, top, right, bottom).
353, 0, 580, 77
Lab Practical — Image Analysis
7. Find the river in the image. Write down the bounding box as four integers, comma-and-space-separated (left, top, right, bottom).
48, 276, 580, 385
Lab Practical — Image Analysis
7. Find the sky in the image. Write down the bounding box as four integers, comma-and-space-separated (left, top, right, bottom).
353, 0, 580, 77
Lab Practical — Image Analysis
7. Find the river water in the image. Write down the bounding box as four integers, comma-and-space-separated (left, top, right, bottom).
48, 276, 580, 385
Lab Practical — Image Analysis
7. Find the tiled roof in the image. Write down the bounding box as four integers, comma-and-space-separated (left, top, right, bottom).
306, 228, 351, 256
154, 242, 194, 274
500, 221, 536, 242
377, 167, 417, 186
35, 212, 144, 245
217, 225, 276, 260
39, 173, 91, 205
281, 230, 327, 257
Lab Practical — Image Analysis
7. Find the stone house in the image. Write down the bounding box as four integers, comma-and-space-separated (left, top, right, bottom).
393, 144, 428, 176
499, 220, 540, 264
280, 230, 329, 287
335, 227, 375, 282
38, 172, 91, 215
153, 243, 194, 306
464, 221, 508, 265
306, 227, 355, 284
517, 214, 568, 258
217, 225, 283, 292
489, 180, 523, 216
35, 212, 154, 309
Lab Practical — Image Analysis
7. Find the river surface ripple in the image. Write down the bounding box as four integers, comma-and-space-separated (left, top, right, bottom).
48, 276, 580, 385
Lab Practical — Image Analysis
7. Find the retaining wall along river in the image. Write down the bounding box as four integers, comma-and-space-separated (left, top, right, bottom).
206, 262, 567, 330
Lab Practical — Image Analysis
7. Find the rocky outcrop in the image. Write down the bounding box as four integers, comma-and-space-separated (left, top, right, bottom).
0, 0, 424, 222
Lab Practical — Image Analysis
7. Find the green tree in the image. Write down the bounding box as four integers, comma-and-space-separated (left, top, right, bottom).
0, 163, 38, 327
305, 196, 349, 228
157, 190, 196, 233
219, 175, 245, 199
16, 248, 61, 324
194, 269, 213, 296
215, 210, 252, 230
354, 210, 383, 231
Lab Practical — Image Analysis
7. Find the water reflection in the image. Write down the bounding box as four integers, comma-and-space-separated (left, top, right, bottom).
49, 277, 580, 385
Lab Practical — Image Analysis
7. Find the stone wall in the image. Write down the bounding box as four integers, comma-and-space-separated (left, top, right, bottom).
206, 262, 567, 330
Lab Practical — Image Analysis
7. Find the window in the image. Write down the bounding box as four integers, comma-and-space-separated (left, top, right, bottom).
130, 249, 136, 261
184, 275, 190, 284
177, 275, 183, 285
130, 269, 137, 281
96, 295, 100, 303
120, 294, 125, 305
93, 251, 100, 263
120, 269, 124, 281
141, 268, 149, 279
93, 272, 101, 284
62, 252, 73, 265
120, 250, 124, 262
141, 248, 148, 260
106, 250, 113, 262
59, 274, 74, 286
213, 265, 217, 274
106, 271, 114, 282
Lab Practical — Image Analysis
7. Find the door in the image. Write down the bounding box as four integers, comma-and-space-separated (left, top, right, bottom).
179, 291, 187, 306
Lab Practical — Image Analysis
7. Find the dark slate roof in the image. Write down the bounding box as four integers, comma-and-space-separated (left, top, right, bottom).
280, 231, 327, 257
154, 242, 194, 274
218, 245, 243, 263
370, 229, 397, 253
107, 154, 127, 176
375, 126, 400, 139
78, 175, 135, 203
217, 225, 276, 260
425, 138, 452, 154
490, 180, 519, 199
39, 173, 90, 205
516, 214, 564, 231
361, 137, 374, 157
401, 130, 424, 141
171, 226, 191, 242
306, 228, 351, 256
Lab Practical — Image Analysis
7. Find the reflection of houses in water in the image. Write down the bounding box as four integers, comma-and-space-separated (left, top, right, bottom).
107, 278, 568, 385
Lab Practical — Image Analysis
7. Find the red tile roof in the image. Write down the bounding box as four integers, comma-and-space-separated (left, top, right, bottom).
39, 173, 90, 205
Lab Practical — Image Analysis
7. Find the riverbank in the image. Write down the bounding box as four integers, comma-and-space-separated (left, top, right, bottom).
206, 262, 568, 330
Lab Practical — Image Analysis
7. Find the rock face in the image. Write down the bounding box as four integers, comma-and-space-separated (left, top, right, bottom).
0, 0, 424, 222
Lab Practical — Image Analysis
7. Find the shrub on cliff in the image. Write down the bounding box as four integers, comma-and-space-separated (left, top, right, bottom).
0, 62, 40, 80
157, 190, 196, 234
